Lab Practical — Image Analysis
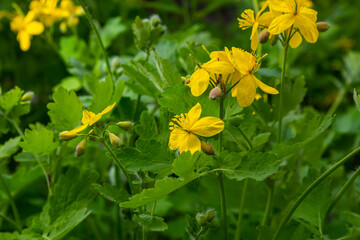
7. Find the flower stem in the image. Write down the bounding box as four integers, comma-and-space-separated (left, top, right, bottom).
77, 0, 114, 84
217, 96, 228, 240
277, 44, 289, 143
238, 126, 253, 150
262, 180, 274, 226
272, 146, 360, 240
103, 141, 135, 195
0, 212, 21, 233
151, 201, 157, 216
0, 174, 22, 230
234, 178, 248, 240
327, 165, 360, 215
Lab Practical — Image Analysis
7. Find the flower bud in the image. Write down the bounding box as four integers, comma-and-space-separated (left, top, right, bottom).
196, 213, 206, 226
270, 35, 279, 46
59, 131, 77, 141
209, 87, 222, 100
21, 91, 34, 102
316, 22, 330, 32
201, 141, 215, 156
75, 139, 86, 157
205, 209, 215, 222
259, 30, 270, 44
116, 121, 134, 131
109, 133, 121, 147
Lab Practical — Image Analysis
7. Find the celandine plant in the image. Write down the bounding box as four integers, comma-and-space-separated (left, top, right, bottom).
2, 0, 360, 240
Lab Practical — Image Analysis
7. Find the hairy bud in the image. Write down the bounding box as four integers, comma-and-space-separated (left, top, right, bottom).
316, 22, 330, 32
116, 121, 134, 131
75, 139, 86, 157
259, 30, 270, 44
109, 133, 121, 147
59, 131, 77, 141
209, 87, 222, 100
201, 141, 215, 156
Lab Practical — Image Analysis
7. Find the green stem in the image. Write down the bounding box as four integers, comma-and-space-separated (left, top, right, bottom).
114, 165, 121, 240
151, 201, 157, 216
77, 0, 114, 84
0, 174, 22, 230
272, 146, 360, 240
262, 181, 274, 226
0, 212, 21, 233
133, 95, 142, 121
238, 127, 253, 150
251, 0, 259, 13
103, 141, 135, 195
195, 227, 206, 240
277, 44, 289, 143
324, 86, 347, 121
235, 178, 248, 240
35, 156, 52, 195
217, 96, 227, 240
327, 165, 360, 215
0, 110, 24, 138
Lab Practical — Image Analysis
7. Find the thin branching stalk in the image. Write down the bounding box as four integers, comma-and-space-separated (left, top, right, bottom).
235, 178, 248, 240
0, 174, 22, 230
327, 165, 360, 215
35, 156, 52, 195
0, 212, 21, 233
151, 201, 157, 216
272, 146, 360, 240
77, 0, 114, 84
262, 180, 274, 226
238, 127, 253, 150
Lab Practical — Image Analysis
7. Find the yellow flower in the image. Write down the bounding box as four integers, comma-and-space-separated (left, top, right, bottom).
225, 47, 278, 107
59, 102, 116, 140
59, 0, 84, 32
30, 0, 67, 27
169, 103, 224, 154
187, 58, 235, 97
268, 0, 318, 45
10, 11, 44, 51
238, 3, 273, 51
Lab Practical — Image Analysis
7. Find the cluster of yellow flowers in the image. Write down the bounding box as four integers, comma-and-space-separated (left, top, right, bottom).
238, 0, 327, 50
6, 0, 83, 51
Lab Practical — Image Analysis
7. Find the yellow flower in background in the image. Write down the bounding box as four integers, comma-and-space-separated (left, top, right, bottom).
59, 0, 84, 32
10, 11, 44, 51
169, 103, 224, 154
59, 102, 116, 140
225, 47, 278, 107
268, 0, 318, 44
238, 3, 273, 51
187, 58, 234, 97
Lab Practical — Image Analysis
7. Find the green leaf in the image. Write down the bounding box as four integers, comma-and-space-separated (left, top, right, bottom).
20, 125, 59, 155
133, 214, 168, 232
115, 139, 173, 175
0, 86, 23, 113
252, 132, 271, 148
135, 111, 159, 139
47, 87, 83, 132
271, 115, 334, 159
31, 168, 98, 240
92, 183, 129, 203
172, 151, 199, 179
0, 136, 21, 159
345, 211, 360, 228
150, 50, 182, 87
220, 151, 280, 181
353, 89, 360, 112
91, 75, 113, 113
100, 17, 127, 48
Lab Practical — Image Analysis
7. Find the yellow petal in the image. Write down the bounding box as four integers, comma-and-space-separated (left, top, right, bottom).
294, 15, 318, 43
210, 51, 231, 64
100, 102, 116, 115
26, 21, 44, 35
67, 124, 88, 135
201, 58, 235, 74
250, 22, 259, 51
169, 128, 188, 151
231, 71, 243, 97
299, 6, 317, 22
185, 103, 202, 129
18, 32, 31, 51
189, 68, 210, 97
268, 0, 291, 13
258, 12, 274, 27
289, 31, 302, 48
232, 47, 252, 74
254, 75, 279, 94
236, 74, 257, 107
82, 109, 101, 125
190, 117, 224, 137
268, 13, 295, 35
179, 133, 201, 154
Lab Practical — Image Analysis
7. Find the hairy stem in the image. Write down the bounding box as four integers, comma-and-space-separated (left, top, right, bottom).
277, 44, 289, 143
77, 0, 114, 84
272, 146, 360, 240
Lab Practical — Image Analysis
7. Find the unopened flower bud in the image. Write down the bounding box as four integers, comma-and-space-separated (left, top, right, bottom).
209, 87, 222, 100
75, 139, 86, 157
109, 133, 121, 147
59, 131, 77, 141
196, 213, 206, 226
21, 91, 34, 102
201, 141, 215, 156
270, 35, 279, 46
259, 30, 270, 44
205, 209, 215, 222
316, 22, 330, 32
116, 121, 134, 131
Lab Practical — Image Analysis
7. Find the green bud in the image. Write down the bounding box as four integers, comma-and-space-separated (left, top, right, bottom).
150, 14, 161, 26
21, 91, 34, 101
205, 209, 215, 222
316, 22, 330, 32
59, 131, 77, 141
270, 35, 279, 46
116, 121, 134, 131
75, 139, 86, 157
196, 213, 206, 226
109, 133, 121, 147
